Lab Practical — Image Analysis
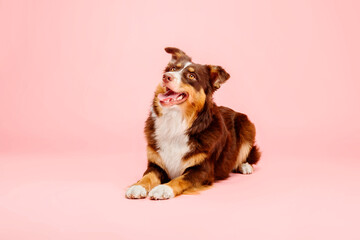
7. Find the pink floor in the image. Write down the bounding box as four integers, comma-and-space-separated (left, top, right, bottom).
0, 152, 359, 240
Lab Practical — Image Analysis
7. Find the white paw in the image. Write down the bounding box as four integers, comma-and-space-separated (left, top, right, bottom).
148, 185, 174, 200
126, 185, 147, 199
239, 162, 253, 174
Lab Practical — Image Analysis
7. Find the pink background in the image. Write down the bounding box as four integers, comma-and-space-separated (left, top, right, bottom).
1, 0, 359, 239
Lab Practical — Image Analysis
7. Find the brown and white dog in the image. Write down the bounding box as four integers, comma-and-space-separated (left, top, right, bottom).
126, 47, 261, 200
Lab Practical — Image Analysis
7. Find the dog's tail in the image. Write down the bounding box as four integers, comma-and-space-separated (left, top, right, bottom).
246, 145, 261, 165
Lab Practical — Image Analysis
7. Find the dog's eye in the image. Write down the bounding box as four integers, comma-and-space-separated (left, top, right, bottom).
188, 73, 196, 80
170, 67, 176, 71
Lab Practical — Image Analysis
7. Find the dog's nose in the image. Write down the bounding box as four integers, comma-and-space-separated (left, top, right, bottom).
163, 73, 173, 83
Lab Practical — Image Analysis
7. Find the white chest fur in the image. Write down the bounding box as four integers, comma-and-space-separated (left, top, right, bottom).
153, 107, 190, 179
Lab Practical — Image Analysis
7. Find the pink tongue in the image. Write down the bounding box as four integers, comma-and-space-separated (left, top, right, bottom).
158, 92, 181, 101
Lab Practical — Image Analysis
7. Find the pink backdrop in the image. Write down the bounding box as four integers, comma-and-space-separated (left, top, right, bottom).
1, 1, 359, 239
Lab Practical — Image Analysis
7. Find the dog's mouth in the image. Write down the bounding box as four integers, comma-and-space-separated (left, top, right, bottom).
158, 87, 188, 107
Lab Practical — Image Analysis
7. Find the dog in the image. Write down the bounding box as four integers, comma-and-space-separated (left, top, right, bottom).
126, 47, 261, 200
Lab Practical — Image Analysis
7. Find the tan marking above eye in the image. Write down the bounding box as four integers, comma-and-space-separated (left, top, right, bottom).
176, 63, 182, 67
188, 67, 195, 72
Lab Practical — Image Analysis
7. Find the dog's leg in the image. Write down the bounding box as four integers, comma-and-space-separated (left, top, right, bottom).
148, 165, 211, 200
126, 146, 170, 199
232, 144, 261, 174
125, 163, 168, 199
231, 112, 261, 174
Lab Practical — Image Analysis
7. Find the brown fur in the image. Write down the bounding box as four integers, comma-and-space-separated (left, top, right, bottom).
181, 153, 207, 175
134, 172, 161, 192
179, 83, 206, 127
146, 146, 165, 170
165, 175, 193, 196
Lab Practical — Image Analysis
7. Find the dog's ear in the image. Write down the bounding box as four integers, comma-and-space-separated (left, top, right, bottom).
165, 47, 192, 62
207, 65, 230, 91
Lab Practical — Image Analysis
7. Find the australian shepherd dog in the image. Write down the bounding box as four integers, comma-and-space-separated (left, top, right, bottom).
126, 47, 261, 200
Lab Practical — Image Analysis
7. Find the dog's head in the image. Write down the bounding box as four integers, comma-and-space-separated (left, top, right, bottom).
153, 47, 230, 124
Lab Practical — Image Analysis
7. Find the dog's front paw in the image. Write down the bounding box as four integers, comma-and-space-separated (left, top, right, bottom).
126, 185, 147, 199
148, 185, 174, 200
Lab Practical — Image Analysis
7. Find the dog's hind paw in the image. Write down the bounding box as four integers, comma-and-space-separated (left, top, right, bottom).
239, 162, 253, 174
